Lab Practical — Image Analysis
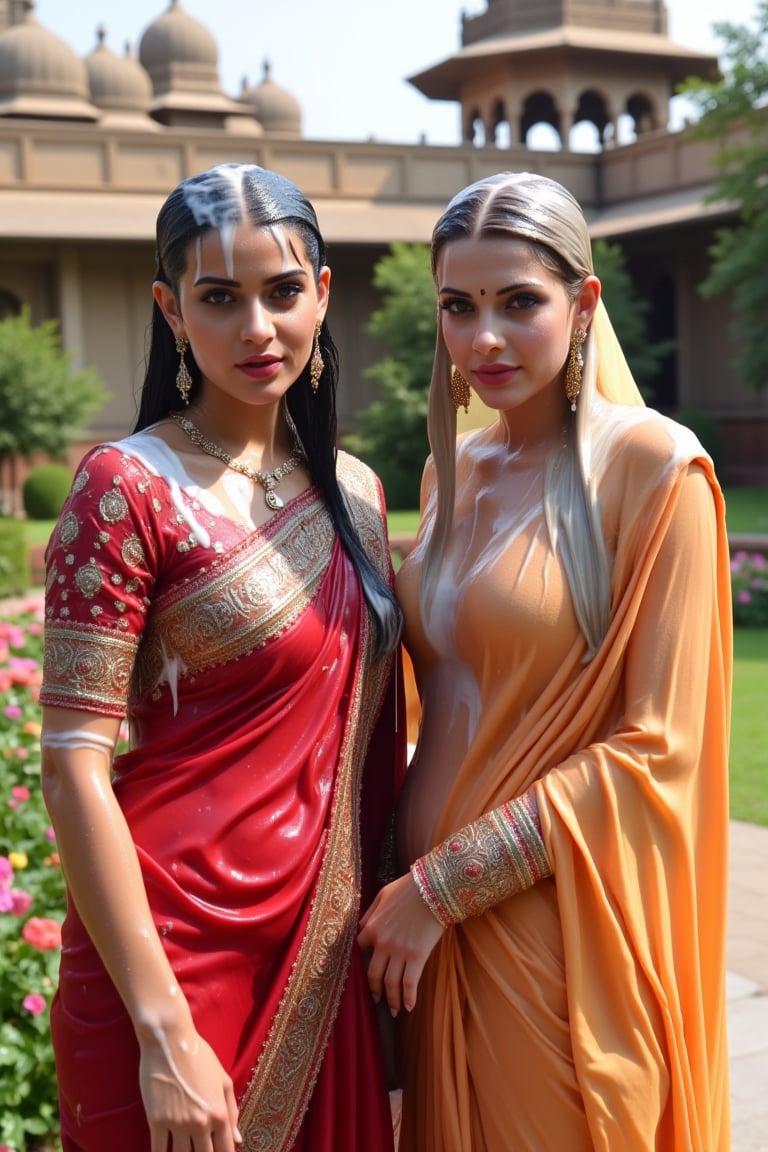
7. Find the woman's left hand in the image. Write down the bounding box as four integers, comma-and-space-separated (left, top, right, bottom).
357, 873, 445, 1016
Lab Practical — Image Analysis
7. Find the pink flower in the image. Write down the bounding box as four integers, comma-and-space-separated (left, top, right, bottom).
3, 705, 21, 719
10, 785, 30, 803
0, 856, 12, 884
22, 992, 47, 1016
10, 889, 32, 917
22, 917, 62, 950
0, 889, 13, 913
738, 589, 752, 604
45, 826, 57, 843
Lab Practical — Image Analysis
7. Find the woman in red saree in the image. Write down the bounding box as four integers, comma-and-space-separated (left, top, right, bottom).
40, 163, 404, 1152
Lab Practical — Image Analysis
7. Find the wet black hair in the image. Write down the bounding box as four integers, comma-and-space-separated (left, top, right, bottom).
134, 163, 402, 657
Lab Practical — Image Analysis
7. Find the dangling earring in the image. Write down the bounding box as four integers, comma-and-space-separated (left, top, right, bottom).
450, 365, 471, 414
565, 328, 586, 411
310, 322, 324, 393
175, 334, 192, 405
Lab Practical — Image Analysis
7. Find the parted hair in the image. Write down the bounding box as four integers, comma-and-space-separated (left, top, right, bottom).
423, 171, 611, 658
135, 163, 402, 657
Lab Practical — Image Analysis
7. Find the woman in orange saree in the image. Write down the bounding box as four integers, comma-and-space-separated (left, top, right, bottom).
359, 172, 732, 1151
40, 163, 404, 1152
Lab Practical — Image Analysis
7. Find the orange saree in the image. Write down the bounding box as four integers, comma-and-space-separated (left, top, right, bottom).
395, 403, 732, 1151
41, 439, 403, 1151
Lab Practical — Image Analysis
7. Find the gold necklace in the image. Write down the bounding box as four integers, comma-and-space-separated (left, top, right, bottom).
170, 412, 304, 511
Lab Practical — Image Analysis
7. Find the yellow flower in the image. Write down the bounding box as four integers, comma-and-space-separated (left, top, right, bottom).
8, 851, 29, 870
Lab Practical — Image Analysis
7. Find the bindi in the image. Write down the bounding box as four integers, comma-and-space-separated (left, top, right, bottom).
479, 288, 486, 295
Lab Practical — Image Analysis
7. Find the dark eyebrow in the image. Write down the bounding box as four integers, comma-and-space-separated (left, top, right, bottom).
496, 281, 541, 295
438, 280, 541, 297
192, 268, 308, 288
438, 285, 472, 298
194, 275, 239, 287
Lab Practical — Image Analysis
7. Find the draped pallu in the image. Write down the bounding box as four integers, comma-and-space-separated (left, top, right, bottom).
41, 440, 402, 1152
396, 405, 732, 1151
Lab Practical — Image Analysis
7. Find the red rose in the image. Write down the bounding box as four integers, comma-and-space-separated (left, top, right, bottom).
22, 916, 62, 951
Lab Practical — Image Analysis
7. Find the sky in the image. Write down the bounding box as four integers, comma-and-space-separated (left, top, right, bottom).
33, 0, 760, 146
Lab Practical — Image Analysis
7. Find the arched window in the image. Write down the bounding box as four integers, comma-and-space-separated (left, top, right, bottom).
490, 98, 512, 147
626, 92, 658, 136
520, 91, 562, 150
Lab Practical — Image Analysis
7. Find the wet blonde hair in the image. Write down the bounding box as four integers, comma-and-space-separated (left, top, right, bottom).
423, 171, 644, 658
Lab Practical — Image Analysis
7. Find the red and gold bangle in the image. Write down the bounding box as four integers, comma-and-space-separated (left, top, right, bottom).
410, 791, 552, 926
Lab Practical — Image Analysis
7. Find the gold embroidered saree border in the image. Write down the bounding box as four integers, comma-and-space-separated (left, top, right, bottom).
238, 614, 391, 1151
238, 457, 392, 1150
40, 621, 139, 716
133, 496, 336, 691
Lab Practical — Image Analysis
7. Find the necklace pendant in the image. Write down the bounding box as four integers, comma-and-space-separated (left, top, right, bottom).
265, 489, 284, 511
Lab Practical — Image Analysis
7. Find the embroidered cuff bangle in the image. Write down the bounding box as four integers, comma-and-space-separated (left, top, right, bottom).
410, 791, 553, 926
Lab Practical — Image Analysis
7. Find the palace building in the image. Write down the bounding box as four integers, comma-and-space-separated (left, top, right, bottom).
0, 0, 765, 483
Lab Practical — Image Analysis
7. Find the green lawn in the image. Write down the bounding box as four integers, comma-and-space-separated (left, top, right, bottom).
730, 628, 768, 827
723, 487, 768, 535
387, 510, 420, 536
24, 519, 56, 548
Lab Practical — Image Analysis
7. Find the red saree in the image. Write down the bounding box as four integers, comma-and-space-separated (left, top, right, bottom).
40, 437, 403, 1151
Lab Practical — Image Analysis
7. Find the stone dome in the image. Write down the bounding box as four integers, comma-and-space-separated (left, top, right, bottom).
137, 0, 248, 127
139, 0, 218, 85
0, 2, 99, 120
85, 27, 153, 114
240, 61, 302, 136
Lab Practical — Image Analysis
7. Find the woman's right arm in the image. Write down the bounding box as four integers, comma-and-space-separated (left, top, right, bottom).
41, 705, 241, 1152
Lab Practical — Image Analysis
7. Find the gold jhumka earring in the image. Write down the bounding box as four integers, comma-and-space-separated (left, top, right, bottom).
310, 322, 324, 393
565, 328, 587, 411
175, 334, 192, 405
450, 365, 471, 414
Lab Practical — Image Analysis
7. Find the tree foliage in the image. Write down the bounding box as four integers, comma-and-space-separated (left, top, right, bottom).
592, 238, 675, 398
343, 244, 434, 509
0, 308, 107, 511
679, 0, 768, 391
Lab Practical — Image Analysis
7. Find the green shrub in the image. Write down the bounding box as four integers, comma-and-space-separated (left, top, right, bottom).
21, 467, 72, 522
675, 409, 725, 475
0, 520, 29, 598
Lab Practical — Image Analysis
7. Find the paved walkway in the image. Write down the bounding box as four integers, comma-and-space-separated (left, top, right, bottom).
1, 593, 766, 1147
727, 820, 768, 1150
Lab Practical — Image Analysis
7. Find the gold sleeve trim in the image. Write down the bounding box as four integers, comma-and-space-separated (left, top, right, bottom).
40, 621, 138, 716
411, 791, 553, 926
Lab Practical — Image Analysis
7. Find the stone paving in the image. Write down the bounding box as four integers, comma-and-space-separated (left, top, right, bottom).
727, 820, 768, 1151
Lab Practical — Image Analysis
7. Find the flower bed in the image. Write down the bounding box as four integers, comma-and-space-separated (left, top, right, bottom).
0, 606, 62, 1152
731, 551, 768, 628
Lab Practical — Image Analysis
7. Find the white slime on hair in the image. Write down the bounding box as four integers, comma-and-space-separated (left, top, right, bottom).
183, 164, 249, 281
